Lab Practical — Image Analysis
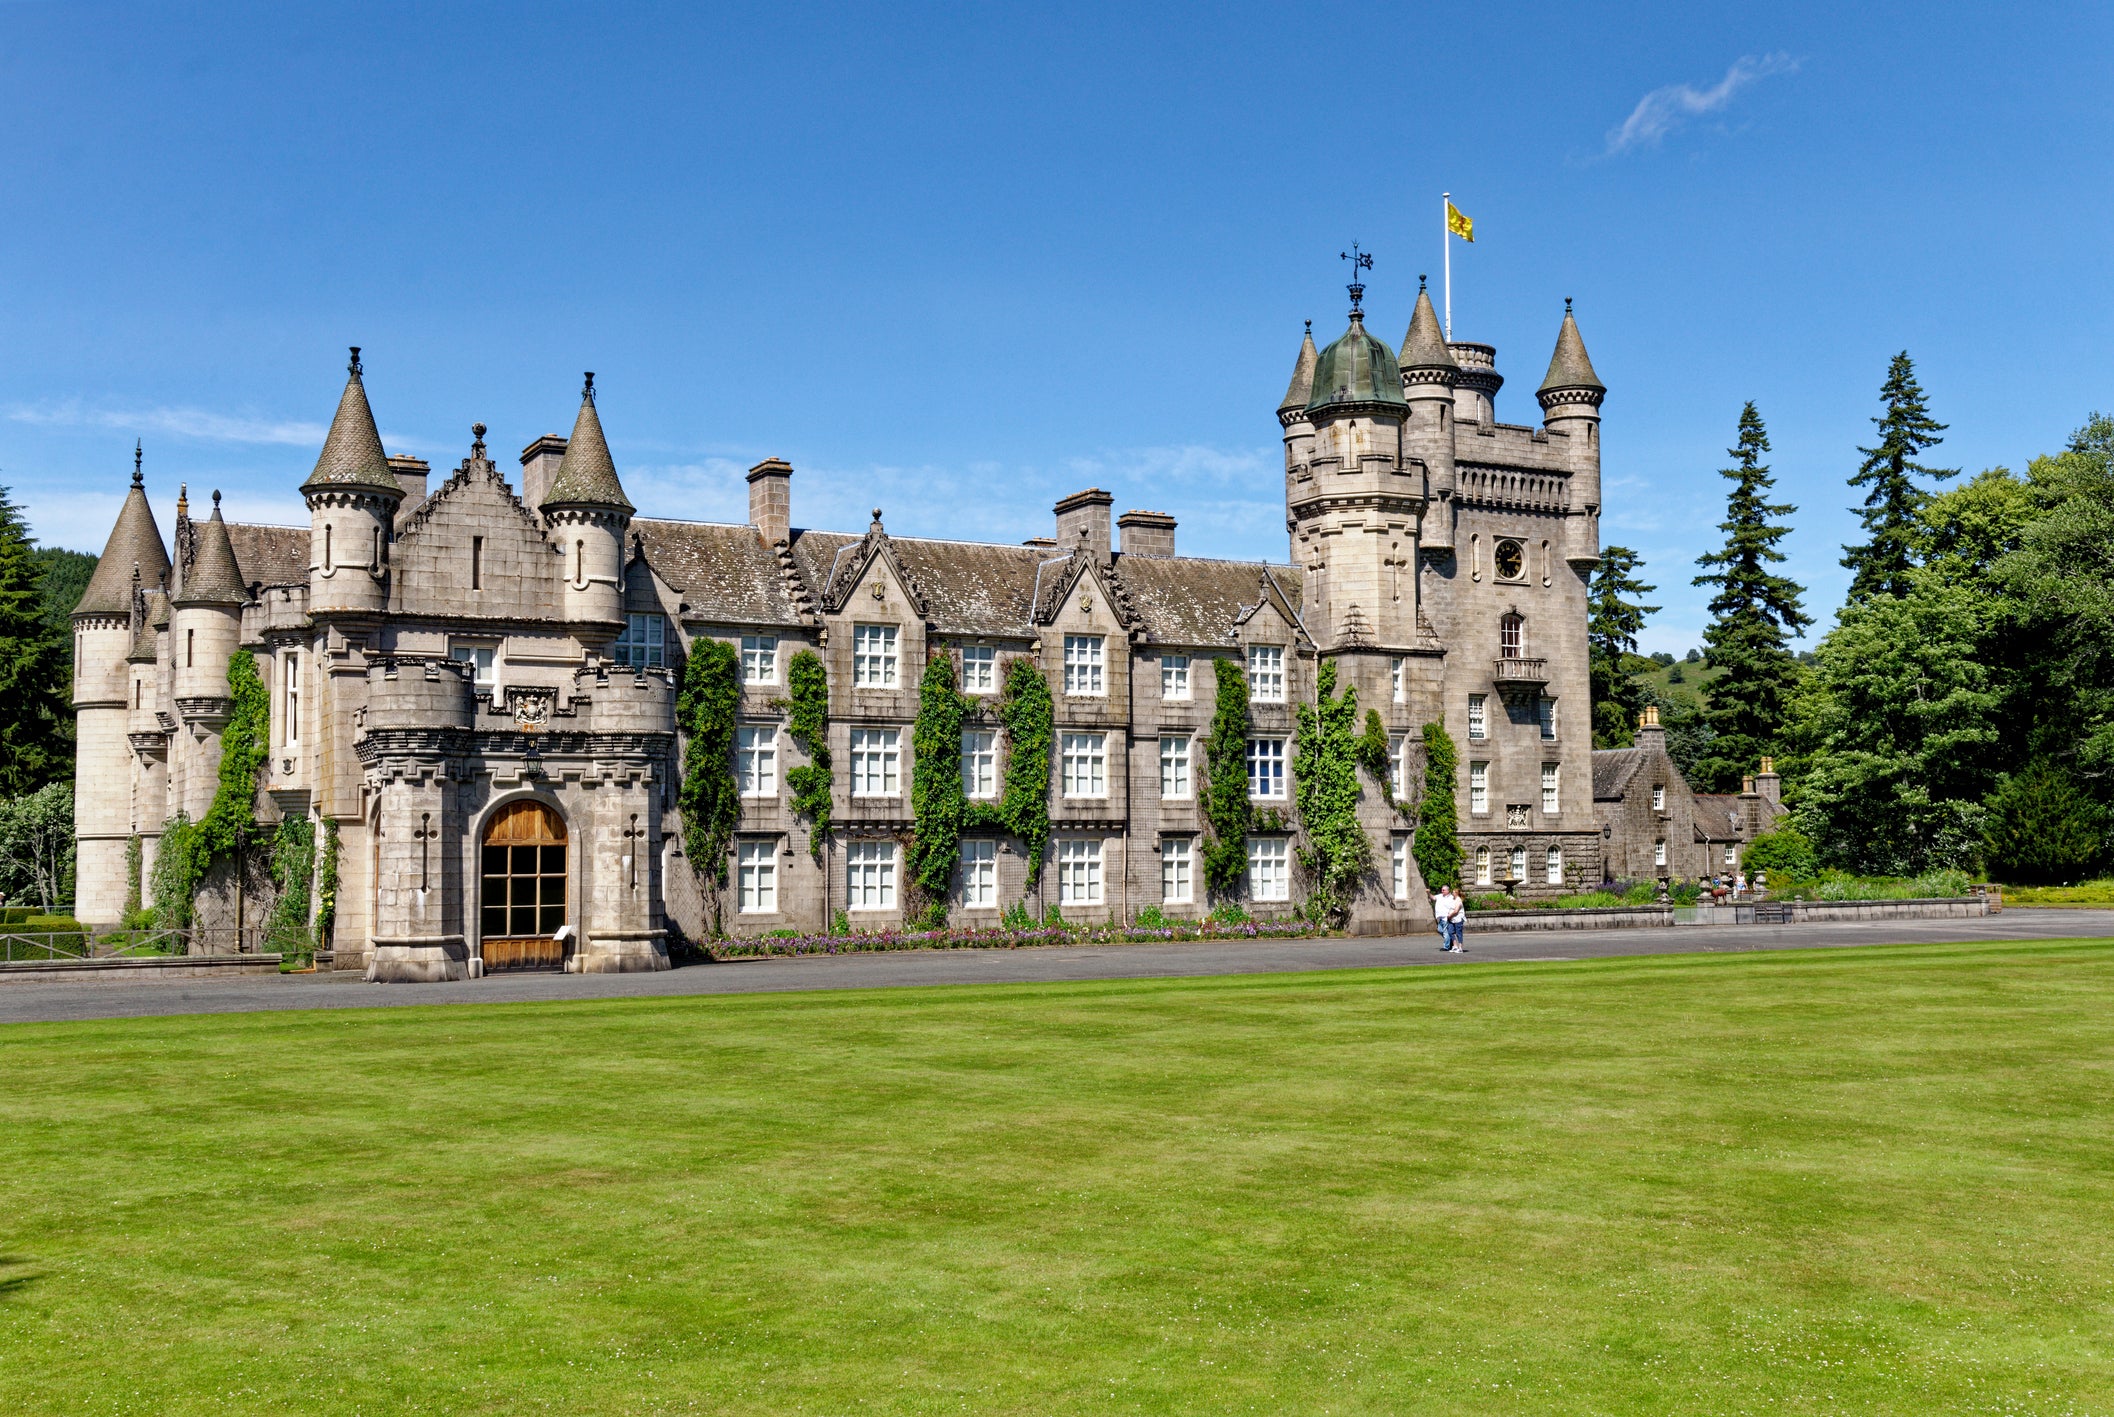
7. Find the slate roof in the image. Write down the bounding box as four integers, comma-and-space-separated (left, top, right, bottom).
541, 380, 634, 512
76, 474, 171, 617
174, 501, 247, 607
1591, 746, 1651, 799
301, 357, 402, 495
632, 518, 807, 627
226, 524, 309, 589
1398, 288, 1457, 372
1539, 307, 1604, 394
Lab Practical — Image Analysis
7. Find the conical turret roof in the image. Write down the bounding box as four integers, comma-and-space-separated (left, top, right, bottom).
540, 374, 634, 513
1538, 304, 1604, 394
75, 451, 171, 617
1305, 314, 1407, 412
1278, 324, 1319, 412
172, 493, 247, 607
301, 348, 403, 496
1398, 287, 1457, 372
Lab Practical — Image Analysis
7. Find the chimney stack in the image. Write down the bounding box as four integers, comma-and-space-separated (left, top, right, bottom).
747, 458, 793, 546
1054, 488, 1113, 562
519, 435, 568, 511
1117, 509, 1177, 558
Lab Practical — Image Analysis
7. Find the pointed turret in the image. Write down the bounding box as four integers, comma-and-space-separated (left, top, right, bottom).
1278, 323, 1319, 414
1397, 284, 1457, 373
301, 347, 402, 495
1538, 300, 1604, 396
540, 374, 634, 513
75, 444, 171, 617
173, 491, 246, 606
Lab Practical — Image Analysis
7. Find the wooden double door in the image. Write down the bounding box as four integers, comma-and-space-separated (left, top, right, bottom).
480, 801, 568, 971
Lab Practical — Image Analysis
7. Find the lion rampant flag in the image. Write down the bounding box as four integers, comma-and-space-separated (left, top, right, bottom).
1446, 199, 1474, 243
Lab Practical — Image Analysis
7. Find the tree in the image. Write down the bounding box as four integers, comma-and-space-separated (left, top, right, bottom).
1587, 546, 1659, 748
1843, 352, 1956, 602
1982, 760, 2103, 885
0, 485, 73, 797
1691, 403, 1811, 791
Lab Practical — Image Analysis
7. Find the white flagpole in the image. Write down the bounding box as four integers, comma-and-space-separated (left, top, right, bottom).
1442, 191, 1452, 339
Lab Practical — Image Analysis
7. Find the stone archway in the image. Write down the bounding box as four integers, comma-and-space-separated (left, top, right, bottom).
480, 800, 568, 971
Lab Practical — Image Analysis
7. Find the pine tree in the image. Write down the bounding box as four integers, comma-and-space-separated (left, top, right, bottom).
1691, 404, 1811, 791
1843, 352, 1956, 602
1587, 546, 1659, 748
0, 485, 72, 797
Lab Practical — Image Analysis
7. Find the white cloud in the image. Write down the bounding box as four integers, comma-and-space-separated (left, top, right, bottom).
1605, 53, 1799, 156
6, 399, 328, 447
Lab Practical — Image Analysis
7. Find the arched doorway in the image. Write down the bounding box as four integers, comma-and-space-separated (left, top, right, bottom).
480, 801, 568, 971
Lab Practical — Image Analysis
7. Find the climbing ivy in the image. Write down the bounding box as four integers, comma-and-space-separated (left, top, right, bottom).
1413, 721, 1463, 888
267, 817, 316, 957
986, 656, 1052, 887
151, 650, 272, 926
678, 637, 742, 891
1201, 655, 1252, 898
907, 653, 967, 899
781, 648, 833, 862
315, 817, 339, 943
1293, 659, 1370, 919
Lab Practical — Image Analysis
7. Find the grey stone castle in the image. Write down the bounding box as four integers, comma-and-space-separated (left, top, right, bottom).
73, 280, 1718, 979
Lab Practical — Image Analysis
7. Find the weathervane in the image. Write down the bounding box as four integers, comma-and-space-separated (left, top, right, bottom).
1340, 242, 1374, 314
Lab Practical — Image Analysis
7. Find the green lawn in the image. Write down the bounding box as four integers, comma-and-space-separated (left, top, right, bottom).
4, 942, 2113, 1414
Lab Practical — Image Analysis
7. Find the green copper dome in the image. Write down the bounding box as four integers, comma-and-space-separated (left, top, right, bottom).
1304, 315, 1407, 412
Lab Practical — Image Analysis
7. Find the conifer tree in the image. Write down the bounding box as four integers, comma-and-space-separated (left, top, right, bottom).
1691, 404, 1811, 791
1843, 352, 1956, 602
1587, 546, 1659, 748
0, 484, 72, 797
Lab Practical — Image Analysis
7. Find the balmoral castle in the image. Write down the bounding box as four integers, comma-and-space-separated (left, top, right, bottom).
73, 279, 1763, 980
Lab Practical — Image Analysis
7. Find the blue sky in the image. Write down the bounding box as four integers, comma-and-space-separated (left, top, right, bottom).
2, 1, 2108, 653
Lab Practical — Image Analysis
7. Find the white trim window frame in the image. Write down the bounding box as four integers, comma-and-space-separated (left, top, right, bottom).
852, 623, 899, 688
1161, 653, 1191, 701
1247, 645, 1285, 703
1056, 837, 1104, 905
1060, 732, 1107, 798
845, 839, 897, 911
849, 727, 901, 798
1159, 735, 1191, 800
1247, 737, 1286, 800
1062, 634, 1106, 697
736, 724, 779, 799
736, 839, 777, 914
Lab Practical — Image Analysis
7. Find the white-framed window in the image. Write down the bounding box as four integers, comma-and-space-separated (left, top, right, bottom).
849, 727, 901, 797
1538, 696, 1557, 740
1542, 762, 1560, 814
1247, 836, 1290, 901
845, 839, 897, 910
451, 644, 496, 689
1546, 845, 1564, 885
1161, 654, 1191, 700
1469, 761, 1489, 815
1391, 837, 1409, 899
1060, 732, 1107, 798
1247, 738, 1286, 799
614, 614, 666, 669
1247, 645, 1285, 702
1652, 783, 1666, 812
737, 839, 777, 914
1057, 838, 1104, 905
961, 644, 996, 695
1063, 634, 1105, 696
282, 654, 300, 746
1391, 657, 1405, 704
1725, 844, 1737, 867
1510, 845, 1528, 881
961, 729, 998, 799
740, 634, 778, 684
1388, 732, 1409, 799
852, 623, 898, 688
1475, 845, 1493, 885
1159, 735, 1191, 799
1160, 837, 1193, 904
737, 725, 778, 798
959, 838, 997, 908
1467, 693, 1487, 740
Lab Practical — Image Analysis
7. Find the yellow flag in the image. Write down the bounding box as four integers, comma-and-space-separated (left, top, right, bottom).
1447, 200, 1474, 243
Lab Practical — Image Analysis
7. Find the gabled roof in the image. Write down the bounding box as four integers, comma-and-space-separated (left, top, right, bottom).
301, 350, 402, 496
541, 376, 634, 513
226, 524, 309, 589
76, 462, 171, 617
172, 496, 247, 607
632, 519, 809, 628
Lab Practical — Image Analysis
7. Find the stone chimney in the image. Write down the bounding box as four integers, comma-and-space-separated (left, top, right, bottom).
1054, 488, 1113, 561
1636, 703, 1666, 754
747, 458, 793, 546
387, 454, 430, 528
1755, 755, 1782, 809
519, 435, 568, 510
1117, 509, 1176, 558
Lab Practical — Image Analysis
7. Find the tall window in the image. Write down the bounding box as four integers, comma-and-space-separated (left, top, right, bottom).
1542, 762, 1560, 814
1469, 761, 1489, 815
740, 634, 778, 684
846, 840, 897, 910
1161, 838, 1193, 904
451, 644, 496, 689
1391, 837, 1409, 900
1546, 845, 1564, 885
1388, 733, 1409, 799
849, 727, 901, 797
961, 644, 996, 694
1161, 654, 1191, 700
282, 655, 300, 746
852, 624, 898, 687
1061, 733, 1107, 797
614, 614, 665, 669
1247, 645, 1285, 702
1475, 845, 1492, 885
1510, 845, 1528, 881
737, 840, 777, 914
1247, 738, 1286, 799
1467, 693, 1487, 740
1538, 696, 1557, 739
737, 726, 778, 798
1391, 657, 1405, 703
1247, 837, 1289, 901
1159, 735, 1191, 799
1057, 838, 1103, 904
1063, 635, 1105, 696
959, 839, 997, 908
1652, 783, 1666, 812
1500, 614, 1524, 659
961, 729, 998, 799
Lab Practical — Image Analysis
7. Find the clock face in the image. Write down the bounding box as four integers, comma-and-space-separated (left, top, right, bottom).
1494, 539, 1525, 580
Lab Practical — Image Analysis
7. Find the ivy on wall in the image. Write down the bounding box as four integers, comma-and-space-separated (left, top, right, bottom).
1413, 721, 1464, 888
1201, 655, 1253, 898
678, 637, 741, 891
907, 652, 966, 899
987, 657, 1052, 887
781, 649, 833, 861
1293, 659, 1370, 919
151, 649, 273, 926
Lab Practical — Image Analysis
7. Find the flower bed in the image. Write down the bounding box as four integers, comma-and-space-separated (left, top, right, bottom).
709, 918, 1329, 959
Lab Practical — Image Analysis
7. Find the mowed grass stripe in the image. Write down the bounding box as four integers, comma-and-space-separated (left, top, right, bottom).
1, 938, 2110, 1414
